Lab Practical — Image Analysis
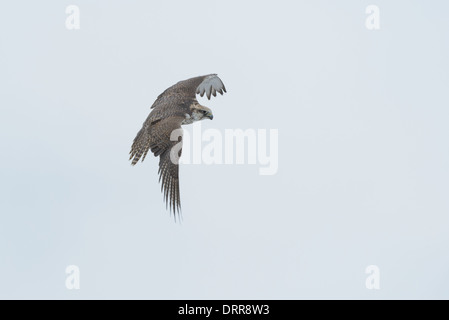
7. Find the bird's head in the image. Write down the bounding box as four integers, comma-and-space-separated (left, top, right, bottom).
191, 104, 213, 121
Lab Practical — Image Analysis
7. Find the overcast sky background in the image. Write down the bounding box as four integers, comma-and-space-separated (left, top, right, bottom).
1, 1, 449, 299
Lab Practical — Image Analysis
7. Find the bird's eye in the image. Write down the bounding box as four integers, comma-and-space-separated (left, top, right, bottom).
201, 110, 207, 114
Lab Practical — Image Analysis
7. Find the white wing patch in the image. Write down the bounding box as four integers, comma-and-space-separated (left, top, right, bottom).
195, 74, 227, 100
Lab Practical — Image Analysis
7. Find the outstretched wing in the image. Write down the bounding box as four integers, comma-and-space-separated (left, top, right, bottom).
195, 74, 227, 99
129, 115, 184, 217
151, 74, 226, 109
150, 116, 184, 217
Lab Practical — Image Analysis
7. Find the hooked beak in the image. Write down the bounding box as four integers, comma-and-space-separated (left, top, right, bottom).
206, 112, 213, 120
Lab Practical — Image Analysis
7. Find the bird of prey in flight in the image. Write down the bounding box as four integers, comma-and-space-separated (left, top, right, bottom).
129, 74, 226, 218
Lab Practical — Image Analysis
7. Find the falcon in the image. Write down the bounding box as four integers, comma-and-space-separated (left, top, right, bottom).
129, 74, 226, 218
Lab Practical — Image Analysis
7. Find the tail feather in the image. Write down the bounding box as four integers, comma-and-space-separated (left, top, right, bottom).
129, 127, 151, 165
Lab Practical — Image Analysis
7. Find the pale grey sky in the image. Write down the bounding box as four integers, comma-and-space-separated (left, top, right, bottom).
1, 0, 449, 299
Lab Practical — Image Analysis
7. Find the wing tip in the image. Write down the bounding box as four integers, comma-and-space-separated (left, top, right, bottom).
196, 74, 226, 100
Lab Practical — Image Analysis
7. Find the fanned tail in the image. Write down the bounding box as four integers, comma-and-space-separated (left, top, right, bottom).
129, 127, 151, 165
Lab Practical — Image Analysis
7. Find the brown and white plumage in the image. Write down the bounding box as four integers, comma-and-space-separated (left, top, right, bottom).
129, 74, 226, 218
